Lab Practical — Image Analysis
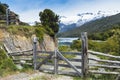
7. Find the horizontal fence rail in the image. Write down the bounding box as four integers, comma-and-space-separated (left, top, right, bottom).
8, 49, 33, 54
88, 50, 120, 76
7, 49, 33, 66
89, 64, 120, 69
88, 50, 120, 59
89, 70, 119, 75
37, 51, 82, 55
39, 67, 79, 76
89, 57, 120, 64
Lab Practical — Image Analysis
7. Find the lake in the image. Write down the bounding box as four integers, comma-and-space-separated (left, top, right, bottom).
58, 38, 79, 46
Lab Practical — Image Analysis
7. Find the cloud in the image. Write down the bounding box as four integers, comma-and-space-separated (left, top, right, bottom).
18, 9, 40, 23
2, 0, 120, 24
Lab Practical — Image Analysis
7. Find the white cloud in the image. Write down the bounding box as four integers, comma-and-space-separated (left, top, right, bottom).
17, 0, 120, 24
18, 9, 40, 23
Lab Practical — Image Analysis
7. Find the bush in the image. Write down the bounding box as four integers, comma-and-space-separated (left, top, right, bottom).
0, 58, 17, 71
7, 25, 35, 37
58, 46, 75, 58
0, 49, 7, 64
0, 49, 17, 76
35, 27, 45, 42
70, 40, 81, 51
59, 45, 71, 52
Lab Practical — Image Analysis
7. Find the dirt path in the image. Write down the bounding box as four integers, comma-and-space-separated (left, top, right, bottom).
0, 71, 73, 80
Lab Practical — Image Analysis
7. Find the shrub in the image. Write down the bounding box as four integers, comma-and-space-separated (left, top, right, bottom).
0, 49, 7, 64
70, 40, 81, 51
35, 27, 45, 42
7, 25, 35, 37
59, 45, 71, 52
0, 49, 17, 76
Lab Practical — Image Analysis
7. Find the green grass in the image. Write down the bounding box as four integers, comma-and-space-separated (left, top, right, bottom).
4, 25, 47, 42
0, 49, 18, 77
7, 25, 35, 37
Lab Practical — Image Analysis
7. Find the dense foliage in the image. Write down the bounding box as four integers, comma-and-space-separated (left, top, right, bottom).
70, 26, 120, 56
6, 25, 47, 42
35, 27, 45, 42
70, 39, 82, 51
7, 25, 35, 37
39, 9, 59, 35
59, 45, 71, 52
88, 25, 120, 40
0, 49, 17, 76
0, 3, 8, 15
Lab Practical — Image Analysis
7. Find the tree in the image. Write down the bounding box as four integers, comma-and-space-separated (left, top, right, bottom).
39, 9, 59, 34
0, 3, 9, 14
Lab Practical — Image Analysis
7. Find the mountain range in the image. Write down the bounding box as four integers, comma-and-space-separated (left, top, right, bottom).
58, 11, 120, 37
59, 11, 120, 33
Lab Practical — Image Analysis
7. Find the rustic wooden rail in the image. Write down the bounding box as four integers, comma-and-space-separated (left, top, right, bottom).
88, 50, 120, 59
88, 50, 120, 75
8, 49, 33, 65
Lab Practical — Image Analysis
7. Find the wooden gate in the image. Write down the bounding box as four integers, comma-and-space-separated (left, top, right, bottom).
32, 32, 88, 77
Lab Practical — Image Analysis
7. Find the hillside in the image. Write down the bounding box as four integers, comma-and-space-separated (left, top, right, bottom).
58, 13, 120, 37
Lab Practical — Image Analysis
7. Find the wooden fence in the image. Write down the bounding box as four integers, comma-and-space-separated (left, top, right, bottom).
7, 32, 120, 78
0, 9, 19, 26
8, 49, 33, 65
88, 50, 120, 75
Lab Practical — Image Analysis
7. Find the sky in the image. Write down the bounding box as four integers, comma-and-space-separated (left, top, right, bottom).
1, 0, 120, 24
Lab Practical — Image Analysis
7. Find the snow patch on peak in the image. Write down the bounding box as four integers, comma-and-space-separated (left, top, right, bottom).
60, 10, 120, 25
60, 15, 80, 25
59, 10, 120, 32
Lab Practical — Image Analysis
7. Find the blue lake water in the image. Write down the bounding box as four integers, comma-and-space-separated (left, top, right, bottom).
58, 38, 79, 46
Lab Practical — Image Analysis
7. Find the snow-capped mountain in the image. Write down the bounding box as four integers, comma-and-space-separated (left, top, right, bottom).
59, 11, 120, 33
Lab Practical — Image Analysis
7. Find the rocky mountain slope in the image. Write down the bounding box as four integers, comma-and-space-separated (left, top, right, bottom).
0, 28, 56, 53
58, 13, 120, 37
59, 11, 120, 33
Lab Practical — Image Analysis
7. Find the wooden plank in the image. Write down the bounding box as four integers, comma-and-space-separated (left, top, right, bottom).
59, 58, 82, 62
57, 50, 81, 76
33, 37, 37, 70
9, 53, 32, 56
6, 9, 9, 26
54, 49, 58, 74
89, 70, 119, 75
88, 50, 120, 59
37, 53, 54, 69
37, 51, 54, 54
13, 58, 32, 61
39, 68, 81, 76
60, 52, 82, 55
8, 49, 33, 54
14, 62, 33, 65
58, 71, 80, 76
44, 62, 82, 69
37, 51, 82, 55
89, 58, 120, 64
58, 64, 82, 69
81, 32, 88, 77
36, 56, 47, 59
89, 64, 120, 69
9, 53, 33, 56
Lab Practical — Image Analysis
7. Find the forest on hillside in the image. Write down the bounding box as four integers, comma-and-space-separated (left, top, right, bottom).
57, 13, 120, 37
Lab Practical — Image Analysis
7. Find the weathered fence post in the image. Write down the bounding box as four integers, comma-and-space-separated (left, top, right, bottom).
81, 32, 88, 78
54, 49, 58, 75
6, 8, 10, 26
33, 37, 37, 70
